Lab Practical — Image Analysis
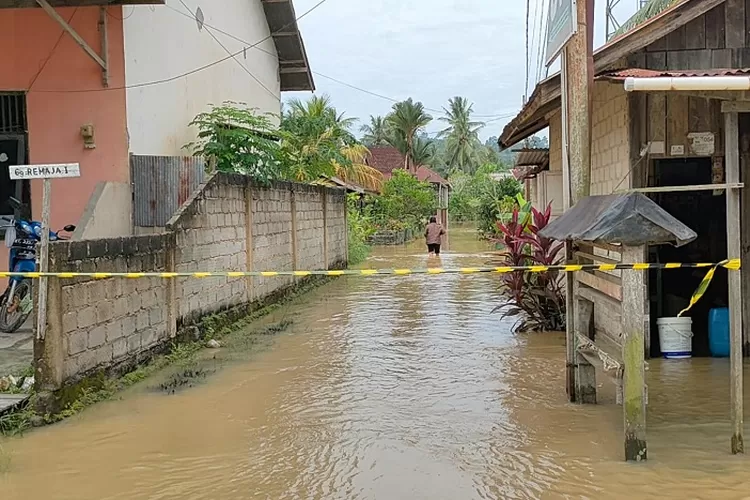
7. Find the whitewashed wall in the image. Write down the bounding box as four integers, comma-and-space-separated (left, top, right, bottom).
123, 0, 281, 156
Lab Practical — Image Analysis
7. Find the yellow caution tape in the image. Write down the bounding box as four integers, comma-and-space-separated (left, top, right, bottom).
679, 259, 741, 317
0, 259, 739, 279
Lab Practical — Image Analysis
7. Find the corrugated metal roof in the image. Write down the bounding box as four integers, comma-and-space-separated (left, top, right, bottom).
514, 148, 549, 167
601, 68, 750, 80
539, 192, 697, 246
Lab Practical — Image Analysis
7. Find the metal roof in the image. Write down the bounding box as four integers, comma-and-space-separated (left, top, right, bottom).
539, 192, 697, 246
514, 148, 550, 167
600, 68, 750, 80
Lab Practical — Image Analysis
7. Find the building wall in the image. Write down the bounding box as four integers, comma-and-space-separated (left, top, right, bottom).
123, 0, 281, 156
590, 81, 630, 195
0, 6, 129, 231
39, 174, 347, 388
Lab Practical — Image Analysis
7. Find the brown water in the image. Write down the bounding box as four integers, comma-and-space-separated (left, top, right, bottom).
3, 227, 750, 499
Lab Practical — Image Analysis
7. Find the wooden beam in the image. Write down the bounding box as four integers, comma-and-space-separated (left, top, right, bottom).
616, 183, 744, 194
723, 101, 750, 113
725, 110, 744, 455
36, 0, 106, 70
577, 271, 623, 301
98, 7, 109, 87
279, 67, 309, 74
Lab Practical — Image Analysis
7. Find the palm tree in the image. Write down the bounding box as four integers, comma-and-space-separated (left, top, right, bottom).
280, 95, 382, 192
360, 115, 390, 146
285, 94, 358, 135
334, 144, 383, 193
438, 96, 484, 174
411, 136, 436, 167
386, 98, 432, 173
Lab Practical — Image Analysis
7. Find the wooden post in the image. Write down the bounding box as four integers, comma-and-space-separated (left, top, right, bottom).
561, 48, 577, 402
725, 110, 744, 454
36, 179, 51, 341
621, 245, 647, 461
566, 0, 593, 203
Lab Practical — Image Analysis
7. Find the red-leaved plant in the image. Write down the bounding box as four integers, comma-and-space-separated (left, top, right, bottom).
492, 202, 566, 332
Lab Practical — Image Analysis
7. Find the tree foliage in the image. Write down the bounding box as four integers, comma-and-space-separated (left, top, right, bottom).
366, 170, 437, 231
184, 101, 284, 184
360, 115, 390, 146
439, 96, 484, 174
386, 98, 432, 172
448, 165, 522, 235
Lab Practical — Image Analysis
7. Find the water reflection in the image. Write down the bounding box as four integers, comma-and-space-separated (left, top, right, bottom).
2, 226, 750, 499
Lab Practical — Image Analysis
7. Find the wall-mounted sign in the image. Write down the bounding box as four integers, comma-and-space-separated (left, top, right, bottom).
688, 132, 715, 156
545, 0, 577, 65
9, 163, 80, 180
670, 145, 685, 156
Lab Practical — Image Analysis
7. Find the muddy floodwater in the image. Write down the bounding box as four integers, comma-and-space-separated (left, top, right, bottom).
3, 227, 750, 499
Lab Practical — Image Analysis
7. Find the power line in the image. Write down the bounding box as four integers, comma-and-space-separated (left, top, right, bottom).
524, 0, 531, 101
176, 0, 279, 100
162, 3, 515, 120
28, 8, 79, 90
30, 0, 330, 94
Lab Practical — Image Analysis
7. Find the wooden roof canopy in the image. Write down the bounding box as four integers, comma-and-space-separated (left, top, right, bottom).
498, 0, 726, 150
261, 0, 315, 92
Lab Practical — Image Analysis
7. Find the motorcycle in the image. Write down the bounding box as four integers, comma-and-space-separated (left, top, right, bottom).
0, 197, 75, 333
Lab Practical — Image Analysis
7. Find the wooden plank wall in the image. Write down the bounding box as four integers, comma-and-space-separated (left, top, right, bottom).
575, 244, 624, 344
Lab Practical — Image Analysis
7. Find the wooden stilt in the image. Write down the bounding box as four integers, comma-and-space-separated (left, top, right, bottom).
724, 110, 744, 454
621, 245, 647, 461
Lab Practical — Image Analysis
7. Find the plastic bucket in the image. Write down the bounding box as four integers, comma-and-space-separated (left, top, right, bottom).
657, 317, 693, 359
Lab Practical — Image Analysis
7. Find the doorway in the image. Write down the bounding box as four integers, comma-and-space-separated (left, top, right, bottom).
0, 92, 29, 221
648, 157, 727, 357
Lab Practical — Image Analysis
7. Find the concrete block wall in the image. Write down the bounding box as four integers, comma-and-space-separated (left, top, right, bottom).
45, 235, 173, 383
250, 182, 295, 297
294, 185, 326, 272
591, 81, 630, 196
38, 173, 347, 389
171, 178, 249, 320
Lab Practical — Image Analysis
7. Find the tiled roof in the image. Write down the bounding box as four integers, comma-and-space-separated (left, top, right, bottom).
366, 146, 449, 187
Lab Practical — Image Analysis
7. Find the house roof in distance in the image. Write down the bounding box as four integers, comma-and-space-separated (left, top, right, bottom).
367, 146, 449, 187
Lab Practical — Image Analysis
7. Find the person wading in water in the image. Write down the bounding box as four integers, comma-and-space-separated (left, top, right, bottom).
425, 216, 446, 256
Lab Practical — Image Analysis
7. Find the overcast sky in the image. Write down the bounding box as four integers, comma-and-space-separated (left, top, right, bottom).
286, 0, 642, 141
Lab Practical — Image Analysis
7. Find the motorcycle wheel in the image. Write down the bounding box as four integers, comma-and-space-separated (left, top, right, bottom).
0, 280, 32, 333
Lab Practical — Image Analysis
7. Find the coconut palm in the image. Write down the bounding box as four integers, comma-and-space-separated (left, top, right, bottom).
280, 95, 382, 192
386, 99, 432, 173
439, 96, 484, 174
360, 115, 390, 146
411, 136, 436, 167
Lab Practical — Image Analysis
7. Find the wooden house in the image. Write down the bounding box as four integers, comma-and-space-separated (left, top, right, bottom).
499, 0, 750, 460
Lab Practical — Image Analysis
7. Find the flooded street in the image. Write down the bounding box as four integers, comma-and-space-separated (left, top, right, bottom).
3, 227, 750, 499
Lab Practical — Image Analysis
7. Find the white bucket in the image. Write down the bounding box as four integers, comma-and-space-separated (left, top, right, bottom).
657, 317, 693, 359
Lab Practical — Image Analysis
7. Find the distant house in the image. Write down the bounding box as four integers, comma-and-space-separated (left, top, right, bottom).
366, 146, 451, 227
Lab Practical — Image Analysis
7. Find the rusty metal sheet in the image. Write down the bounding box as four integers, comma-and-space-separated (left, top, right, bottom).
131, 155, 206, 227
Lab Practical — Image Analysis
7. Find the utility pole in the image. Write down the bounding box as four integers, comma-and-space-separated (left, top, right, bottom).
559, 0, 594, 403
567, 0, 593, 205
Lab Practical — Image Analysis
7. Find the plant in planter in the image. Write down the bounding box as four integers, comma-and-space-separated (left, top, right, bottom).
493, 202, 566, 332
